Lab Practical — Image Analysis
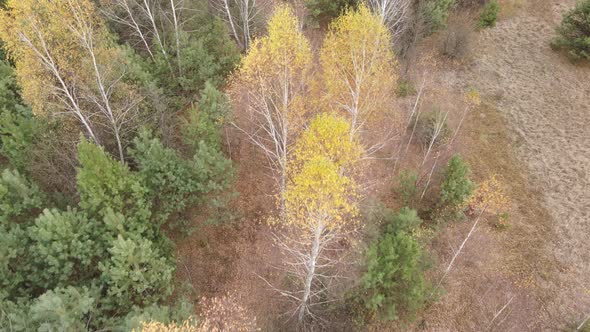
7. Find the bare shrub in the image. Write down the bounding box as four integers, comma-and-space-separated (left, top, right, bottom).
441, 15, 474, 59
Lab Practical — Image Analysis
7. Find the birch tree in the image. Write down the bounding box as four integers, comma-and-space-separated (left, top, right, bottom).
236, 4, 312, 215
272, 113, 362, 326
0, 0, 145, 162
366, 0, 412, 39
320, 5, 397, 141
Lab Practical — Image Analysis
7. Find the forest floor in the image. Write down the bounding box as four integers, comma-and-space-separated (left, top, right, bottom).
174, 0, 590, 330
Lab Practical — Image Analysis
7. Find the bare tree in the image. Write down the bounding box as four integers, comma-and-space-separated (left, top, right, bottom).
211, 0, 260, 50
265, 225, 352, 327
366, 0, 412, 40
100, 0, 156, 60
100, 0, 168, 59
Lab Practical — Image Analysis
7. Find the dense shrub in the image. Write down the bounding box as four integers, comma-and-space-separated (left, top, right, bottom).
28, 286, 96, 331
362, 207, 430, 321
478, 0, 499, 28
305, 0, 359, 25
439, 155, 474, 216
0, 58, 26, 113
0, 111, 39, 173
551, 0, 590, 61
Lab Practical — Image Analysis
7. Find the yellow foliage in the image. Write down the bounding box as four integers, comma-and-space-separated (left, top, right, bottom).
464, 88, 481, 107
285, 156, 357, 231
320, 5, 397, 133
466, 175, 509, 215
293, 113, 363, 169
135, 319, 199, 332
238, 4, 312, 124
0, 0, 130, 116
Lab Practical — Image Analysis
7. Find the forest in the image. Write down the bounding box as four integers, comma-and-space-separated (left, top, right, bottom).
0, 0, 589, 331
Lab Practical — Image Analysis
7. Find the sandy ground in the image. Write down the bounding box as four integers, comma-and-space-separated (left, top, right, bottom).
454, 0, 590, 327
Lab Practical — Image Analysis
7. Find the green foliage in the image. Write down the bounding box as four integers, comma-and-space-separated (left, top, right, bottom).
0, 58, 26, 113
98, 235, 174, 309
77, 138, 151, 225
305, 0, 358, 25
551, 0, 590, 61
182, 82, 231, 150
439, 155, 474, 209
422, 0, 456, 33
362, 207, 430, 321
27, 208, 99, 290
130, 129, 234, 227
0, 168, 44, 223
0, 225, 28, 300
29, 286, 96, 332
151, 17, 240, 103
0, 111, 38, 173
393, 169, 418, 207
478, 0, 499, 28
395, 79, 417, 97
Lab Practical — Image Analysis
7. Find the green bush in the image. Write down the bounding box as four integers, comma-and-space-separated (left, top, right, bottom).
0, 138, 182, 330
130, 129, 234, 227
478, 0, 499, 28
0, 168, 45, 223
99, 235, 174, 309
151, 16, 240, 103
29, 286, 96, 331
28, 208, 100, 290
551, 0, 590, 61
77, 138, 152, 226
393, 169, 418, 207
0, 111, 39, 173
0, 225, 29, 300
182, 82, 231, 150
305, 0, 358, 25
421, 0, 456, 33
0, 59, 26, 113
395, 79, 417, 97
439, 155, 474, 214
362, 207, 430, 321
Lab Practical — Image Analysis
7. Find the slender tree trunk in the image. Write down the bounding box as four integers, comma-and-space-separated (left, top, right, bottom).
223, 0, 242, 49
170, 0, 182, 75
298, 219, 324, 324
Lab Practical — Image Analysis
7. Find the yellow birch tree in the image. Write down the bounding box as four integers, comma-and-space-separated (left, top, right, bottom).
235, 4, 312, 215
320, 5, 397, 142
0, 0, 144, 162
277, 113, 363, 325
